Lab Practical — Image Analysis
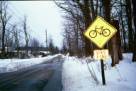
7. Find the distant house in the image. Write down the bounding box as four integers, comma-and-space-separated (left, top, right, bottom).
0, 46, 50, 58
16, 47, 50, 57
16, 47, 48, 51
0, 46, 15, 53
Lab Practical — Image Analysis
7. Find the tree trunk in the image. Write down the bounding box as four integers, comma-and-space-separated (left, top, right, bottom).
102, 0, 120, 66
2, 25, 5, 55
102, 0, 110, 21
120, 0, 127, 51
132, 32, 136, 61
125, 0, 134, 52
111, 34, 119, 65
78, 0, 93, 56
113, 20, 123, 60
132, 0, 136, 62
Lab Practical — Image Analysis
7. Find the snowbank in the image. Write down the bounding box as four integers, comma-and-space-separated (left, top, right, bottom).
62, 53, 136, 91
0, 54, 62, 73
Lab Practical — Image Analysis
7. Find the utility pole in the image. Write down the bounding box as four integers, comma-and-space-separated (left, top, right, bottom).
45, 30, 48, 48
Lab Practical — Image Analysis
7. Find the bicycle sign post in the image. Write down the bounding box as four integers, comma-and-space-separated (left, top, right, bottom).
84, 16, 117, 85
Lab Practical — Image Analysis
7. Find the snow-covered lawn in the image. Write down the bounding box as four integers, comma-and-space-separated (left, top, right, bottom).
62, 53, 136, 91
0, 54, 61, 73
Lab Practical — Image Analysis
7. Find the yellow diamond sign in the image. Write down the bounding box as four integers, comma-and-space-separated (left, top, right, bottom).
84, 16, 117, 48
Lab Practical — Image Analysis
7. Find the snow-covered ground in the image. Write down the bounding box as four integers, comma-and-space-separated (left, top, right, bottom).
0, 54, 61, 73
62, 53, 136, 91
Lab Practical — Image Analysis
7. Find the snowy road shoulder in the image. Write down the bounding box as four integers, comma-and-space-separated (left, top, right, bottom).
62, 53, 136, 91
0, 54, 62, 73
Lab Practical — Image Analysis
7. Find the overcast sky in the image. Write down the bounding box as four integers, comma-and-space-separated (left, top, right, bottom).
9, 1, 63, 48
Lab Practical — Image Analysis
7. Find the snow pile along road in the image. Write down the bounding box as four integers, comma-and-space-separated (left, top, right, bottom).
62, 53, 136, 91
0, 54, 62, 73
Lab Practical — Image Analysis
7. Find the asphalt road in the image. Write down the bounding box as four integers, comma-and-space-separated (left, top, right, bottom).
0, 55, 63, 91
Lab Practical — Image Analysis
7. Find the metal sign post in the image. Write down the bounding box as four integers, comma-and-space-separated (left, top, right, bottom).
94, 49, 108, 85
101, 59, 106, 85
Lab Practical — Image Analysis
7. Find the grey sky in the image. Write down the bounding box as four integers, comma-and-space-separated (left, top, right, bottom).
9, 1, 63, 48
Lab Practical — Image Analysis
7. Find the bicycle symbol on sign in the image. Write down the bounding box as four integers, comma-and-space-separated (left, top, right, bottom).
89, 26, 111, 38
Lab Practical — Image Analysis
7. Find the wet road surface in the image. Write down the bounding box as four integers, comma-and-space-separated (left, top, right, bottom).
0, 55, 63, 91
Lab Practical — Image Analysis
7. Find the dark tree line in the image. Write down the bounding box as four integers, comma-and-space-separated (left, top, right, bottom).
55, 0, 136, 65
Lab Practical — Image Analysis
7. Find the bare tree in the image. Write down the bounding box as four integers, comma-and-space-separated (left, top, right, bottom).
0, 1, 11, 55
48, 37, 55, 55
22, 15, 30, 55
63, 14, 81, 56
13, 25, 20, 56
30, 38, 39, 55
5, 25, 14, 52
55, 0, 94, 56
30, 38, 39, 48
63, 23, 72, 55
